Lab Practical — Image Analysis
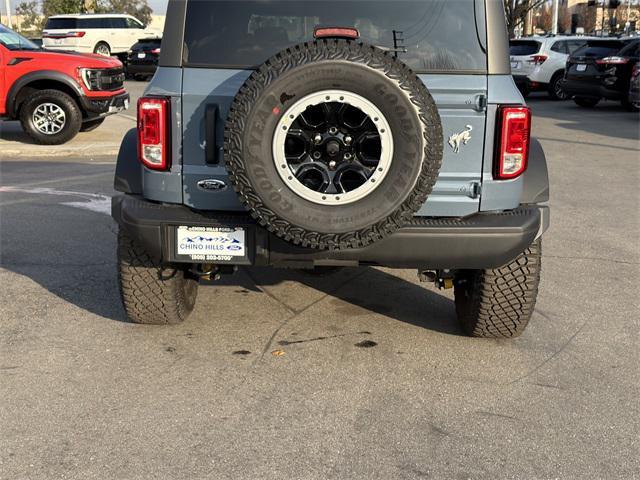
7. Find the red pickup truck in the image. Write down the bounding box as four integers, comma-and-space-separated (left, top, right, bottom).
0, 24, 129, 145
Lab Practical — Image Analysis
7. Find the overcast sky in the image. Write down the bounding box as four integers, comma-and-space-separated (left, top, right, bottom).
149, 0, 168, 15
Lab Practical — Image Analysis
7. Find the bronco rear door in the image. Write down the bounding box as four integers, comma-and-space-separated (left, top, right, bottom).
180, 0, 488, 217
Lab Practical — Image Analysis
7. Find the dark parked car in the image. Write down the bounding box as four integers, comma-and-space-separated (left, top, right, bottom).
629, 63, 640, 109
564, 38, 638, 109
126, 38, 160, 80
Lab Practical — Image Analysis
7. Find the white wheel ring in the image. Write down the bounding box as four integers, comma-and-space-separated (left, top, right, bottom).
272, 89, 394, 206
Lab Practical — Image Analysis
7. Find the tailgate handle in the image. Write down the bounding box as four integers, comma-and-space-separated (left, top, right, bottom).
205, 104, 219, 164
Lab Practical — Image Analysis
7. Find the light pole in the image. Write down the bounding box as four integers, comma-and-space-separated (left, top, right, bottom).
3, 0, 12, 28
552, 0, 559, 34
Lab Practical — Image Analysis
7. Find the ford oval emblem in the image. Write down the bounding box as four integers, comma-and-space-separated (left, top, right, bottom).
197, 179, 227, 192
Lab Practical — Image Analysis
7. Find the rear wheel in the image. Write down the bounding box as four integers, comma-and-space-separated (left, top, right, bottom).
622, 95, 640, 112
94, 42, 111, 56
573, 97, 600, 108
118, 228, 198, 325
548, 73, 569, 101
454, 240, 542, 338
19, 89, 82, 145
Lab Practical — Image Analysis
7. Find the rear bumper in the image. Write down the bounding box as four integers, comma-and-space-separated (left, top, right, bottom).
126, 62, 157, 76
513, 75, 531, 91
563, 79, 623, 100
79, 91, 129, 119
112, 195, 549, 270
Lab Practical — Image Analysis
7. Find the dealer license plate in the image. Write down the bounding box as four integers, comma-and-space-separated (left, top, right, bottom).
176, 226, 246, 259
576, 64, 587, 72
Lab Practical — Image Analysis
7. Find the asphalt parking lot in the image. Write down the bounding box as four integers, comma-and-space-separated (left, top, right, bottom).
1, 85, 639, 479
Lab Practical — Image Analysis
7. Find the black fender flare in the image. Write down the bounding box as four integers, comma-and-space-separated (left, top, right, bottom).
521, 138, 549, 204
114, 128, 143, 194
6, 70, 84, 118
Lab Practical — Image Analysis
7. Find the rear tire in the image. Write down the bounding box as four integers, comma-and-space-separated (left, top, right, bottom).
94, 42, 111, 56
548, 73, 569, 101
573, 97, 600, 108
80, 118, 105, 132
454, 240, 541, 338
19, 89, 82, 145
622, 95, 640, 112
118, 228, 198, 325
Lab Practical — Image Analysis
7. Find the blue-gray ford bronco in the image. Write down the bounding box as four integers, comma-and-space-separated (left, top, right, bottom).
112, 0, 550, 337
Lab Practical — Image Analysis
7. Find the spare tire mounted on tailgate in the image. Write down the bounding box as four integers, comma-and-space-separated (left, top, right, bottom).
224, 39, 443, 250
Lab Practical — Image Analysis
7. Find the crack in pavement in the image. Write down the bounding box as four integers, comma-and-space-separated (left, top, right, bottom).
544, 254, 639, 265
506, 320, 588, 386
248, 268, 370, 366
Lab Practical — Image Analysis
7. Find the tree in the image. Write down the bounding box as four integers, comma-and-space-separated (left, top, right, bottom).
558, 5, 572, 34
97, 0, 152, 25
42, 0, 83, 18
15, 1, 44, 34
504, 0, 548, 37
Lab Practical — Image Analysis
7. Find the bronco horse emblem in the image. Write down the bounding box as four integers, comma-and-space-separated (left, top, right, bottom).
448, 125, 473, 153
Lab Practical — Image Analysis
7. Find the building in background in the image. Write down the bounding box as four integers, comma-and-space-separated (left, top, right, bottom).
564, 0, 639, 35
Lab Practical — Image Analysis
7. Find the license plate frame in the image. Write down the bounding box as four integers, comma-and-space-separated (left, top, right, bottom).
171, 225, 252, 264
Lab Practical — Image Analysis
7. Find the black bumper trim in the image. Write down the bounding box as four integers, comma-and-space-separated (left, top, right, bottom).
80, 91, 130, 117
112, 195, 549, 269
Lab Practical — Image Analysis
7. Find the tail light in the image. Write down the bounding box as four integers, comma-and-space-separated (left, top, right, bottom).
43, 31, 86, 38
137, 97, 170, 170
528, 54, 548, 66
314, 27, 360, 39
151, 48, 161, 54
494, 106, 531, 180
596, 56, 629, 65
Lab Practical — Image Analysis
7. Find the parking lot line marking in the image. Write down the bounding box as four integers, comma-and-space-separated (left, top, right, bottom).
2, 172, 113, 189
536, 137, 639, 153
118, 113, 137, 122
0, 186, 111, 215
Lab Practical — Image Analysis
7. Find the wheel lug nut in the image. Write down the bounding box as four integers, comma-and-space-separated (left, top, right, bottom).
345, 136, 352, 145
329, 160, 337, 169
313, 134, 322, 144
329, 127, 338, 135
312, 151, 322, 159
344, 153, 352, 160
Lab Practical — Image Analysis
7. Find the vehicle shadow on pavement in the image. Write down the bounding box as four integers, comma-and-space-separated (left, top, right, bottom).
231, 266, 463, 336
0, 120, 38, 144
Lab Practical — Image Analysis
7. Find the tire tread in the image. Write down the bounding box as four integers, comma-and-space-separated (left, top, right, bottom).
117, 229, 197, 325
454, 240, 542, 338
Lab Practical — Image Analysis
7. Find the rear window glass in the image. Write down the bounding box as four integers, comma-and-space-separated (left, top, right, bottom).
617, 40, 639, 57
45, 18, 78, 29
183, 0, 487, 73
509, 40, 540, 56
572, 40, 625, 58
45, 17, 127, 29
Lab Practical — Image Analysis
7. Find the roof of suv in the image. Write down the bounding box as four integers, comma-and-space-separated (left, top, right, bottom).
48, 14, 138, 19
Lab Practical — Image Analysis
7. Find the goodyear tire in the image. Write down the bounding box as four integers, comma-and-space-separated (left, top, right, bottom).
225, 39, 443, 250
